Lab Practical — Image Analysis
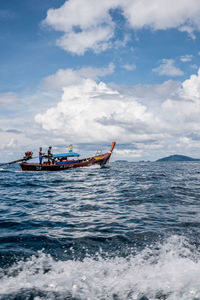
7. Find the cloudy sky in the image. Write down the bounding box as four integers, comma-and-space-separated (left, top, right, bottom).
1, 0, 200, 162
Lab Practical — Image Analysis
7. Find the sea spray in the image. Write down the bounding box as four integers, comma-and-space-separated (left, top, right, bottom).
1, 236, 200, 299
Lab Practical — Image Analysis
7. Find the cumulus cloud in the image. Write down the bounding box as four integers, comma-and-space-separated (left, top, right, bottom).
56, 26, 114, 55
153, 59, 184, 76
35, 78, 161, 145
42, 63, 115, 89
181, 69, 200, 100
122, 0, 200, 31
43, 0, 200, 54
3, 68, 200, 161
35, 68, 200, 160
43, 0, 120, 54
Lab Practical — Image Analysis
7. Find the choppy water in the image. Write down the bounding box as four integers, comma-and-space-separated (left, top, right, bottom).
1, 161, 200, 300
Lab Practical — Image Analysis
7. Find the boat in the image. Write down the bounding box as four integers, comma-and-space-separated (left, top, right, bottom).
20, 142, 116, 171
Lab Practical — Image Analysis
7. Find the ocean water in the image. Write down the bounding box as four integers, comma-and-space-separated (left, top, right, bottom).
1, 161, 200, 300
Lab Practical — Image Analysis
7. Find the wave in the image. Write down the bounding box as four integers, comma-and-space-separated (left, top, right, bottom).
0, 168, 13, 172
1, 235, 200, 299
0, 168, 21, 173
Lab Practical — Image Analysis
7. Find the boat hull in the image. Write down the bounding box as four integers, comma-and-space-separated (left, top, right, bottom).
20, 142, 115, 171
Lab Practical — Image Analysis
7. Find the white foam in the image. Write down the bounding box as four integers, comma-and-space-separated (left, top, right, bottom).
84, 164, 101, 169
0, 168, 20, 172
1, 235, 200, 299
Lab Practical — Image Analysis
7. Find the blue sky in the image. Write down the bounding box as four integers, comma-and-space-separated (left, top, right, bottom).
1, 0, 200, 162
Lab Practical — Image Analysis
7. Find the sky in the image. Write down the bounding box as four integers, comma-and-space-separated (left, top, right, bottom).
1, 0, 200, 162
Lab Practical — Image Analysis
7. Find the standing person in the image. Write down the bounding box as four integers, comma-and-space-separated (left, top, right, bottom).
39, 147, 44, 164
47, 146, 53, 165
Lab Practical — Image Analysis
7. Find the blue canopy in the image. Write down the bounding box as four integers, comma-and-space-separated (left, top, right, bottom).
53, 152, 80, 158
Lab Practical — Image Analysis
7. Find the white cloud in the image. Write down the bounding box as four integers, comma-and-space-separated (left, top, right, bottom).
34, 67, 200, 160
178, 25, 196, 39
0, 92, 19, 106
180, 54, 193, 62
42, 63, 114, 89
190, 64, 198, 70
43, 0, 200, 54
153, 59, 184, 76
43, 0, 117, 31
43, 0, 120, 55
181, 69, 200, 100
3, 68, 200, 161
122, 64, 136, 71
0, 89, 64, 161
122, 0, 200, 31
177, 136, 200, 150
115, 149, 143, 158
56, 26, 114, 55
35, 78, 159, 144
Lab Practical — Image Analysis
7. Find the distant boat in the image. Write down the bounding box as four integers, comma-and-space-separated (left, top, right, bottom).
20, 142, 116, 171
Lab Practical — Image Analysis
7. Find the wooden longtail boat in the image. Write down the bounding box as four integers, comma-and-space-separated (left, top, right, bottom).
20, 142, 116, 171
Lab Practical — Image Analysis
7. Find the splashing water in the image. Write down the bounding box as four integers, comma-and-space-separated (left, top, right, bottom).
1, 236, 200, 300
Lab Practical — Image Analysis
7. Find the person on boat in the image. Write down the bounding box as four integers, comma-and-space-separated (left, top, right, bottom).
39, 147, 44, 164
47, 146, 53, 165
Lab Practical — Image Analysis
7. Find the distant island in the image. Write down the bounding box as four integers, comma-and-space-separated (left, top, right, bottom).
156, 154, 200, 162
115, 160, 128, 162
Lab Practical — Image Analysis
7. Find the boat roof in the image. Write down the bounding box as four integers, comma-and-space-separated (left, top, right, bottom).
53, 152, 80, 158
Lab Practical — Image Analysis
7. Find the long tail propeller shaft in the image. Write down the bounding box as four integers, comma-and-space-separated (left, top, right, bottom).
0, 151, 35, 167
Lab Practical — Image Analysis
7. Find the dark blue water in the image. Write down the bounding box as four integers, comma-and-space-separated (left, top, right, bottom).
1, 162, 200, 299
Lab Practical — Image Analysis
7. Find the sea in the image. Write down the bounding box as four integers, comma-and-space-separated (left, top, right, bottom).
1, 161, 200, 300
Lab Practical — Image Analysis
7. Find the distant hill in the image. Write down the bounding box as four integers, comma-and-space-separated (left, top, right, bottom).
156, 154, 200, 162
115, 160, 128, 162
